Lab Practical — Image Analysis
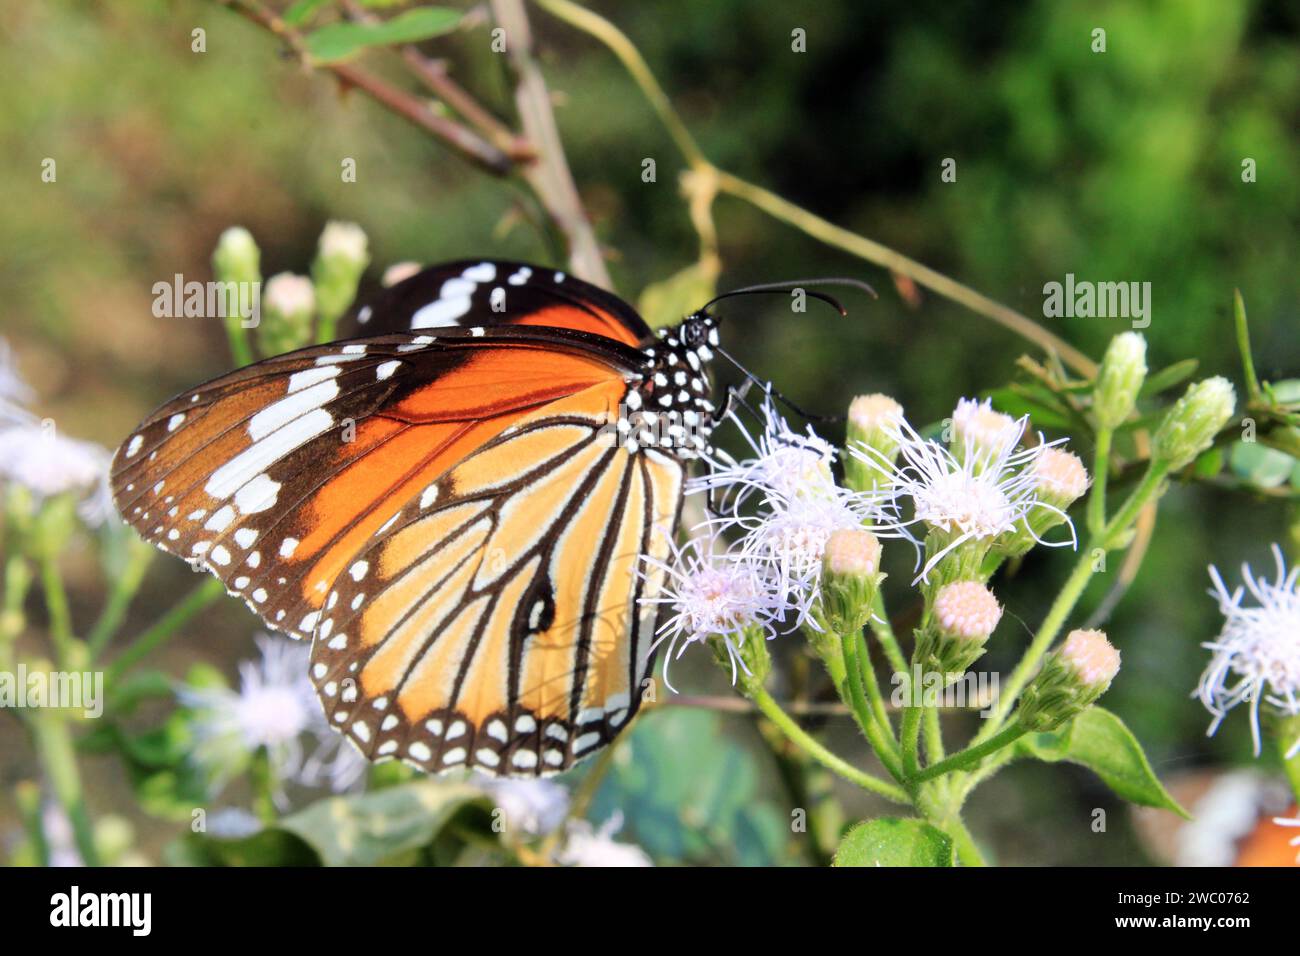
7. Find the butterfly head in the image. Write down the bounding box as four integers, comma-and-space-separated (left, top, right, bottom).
618, 314, 721, 459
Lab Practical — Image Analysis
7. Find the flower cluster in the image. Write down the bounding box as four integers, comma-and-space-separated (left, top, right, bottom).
178, 634, 368, 804
0, 339, 114, 527
643, 394, 1089, 690
1198, 544, 1300, 756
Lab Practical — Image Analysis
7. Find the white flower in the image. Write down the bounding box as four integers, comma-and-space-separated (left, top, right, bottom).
639, 534, 779, 690
951, 397, 1021, 457
180, 635, 367, 803
0, 405, 114, 526
1273, 815, 1300, 864
1198, 544, 1300, 756
556, 813, 652, 867
732, 489, 883, 628
693, 398, 839, 511
477, 776, 570, 837
850, 411, 1073, 580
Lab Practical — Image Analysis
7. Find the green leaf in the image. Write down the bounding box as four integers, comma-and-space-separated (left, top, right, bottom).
1016, 707, 1189, 818
636, 260, 719, 331
275, 780, 487, 865
591, 709, 787, 865
833, 818, 954, 867
1229, 441, 1295, 488
167, 828, 320, 866
304, 8, 463, 64
984, 385, 1073, 429
1267, 378, 1300, 406
283, 0, 334, 26
1140, 359, 1198, 396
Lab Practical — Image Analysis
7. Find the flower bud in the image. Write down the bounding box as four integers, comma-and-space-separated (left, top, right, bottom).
843, 393, 904, 493
257, 273, 316, 356
311, 221, 370, 337
818, 529, 884, 633
951, 397, 1020, 462
1093, 332, 1147, 430
914, 580, 1001, 684
1029, 447, 1090, 510
382, 261, 422, 287
1018, 628, 1120, 731
1000, 447, 1090, 559
212, 226, 261, 286
1152, 377, 1236, 471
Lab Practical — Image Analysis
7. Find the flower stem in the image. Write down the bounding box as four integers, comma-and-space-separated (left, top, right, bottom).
751, 687, 909, 804
869, 591, 909, 676
840, 632, 904, 780
39, 554, 75, 668
916, 723, 1027, 782
87, 542, 154, 660
30, 711, 100, 866
1087, 426, 1113, 536
106, 577, 226, 684
901, 703, 923, 781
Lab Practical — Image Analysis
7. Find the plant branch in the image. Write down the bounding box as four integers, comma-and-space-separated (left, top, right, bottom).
534, 0, 1096, 375
751, 687, 909, 803
223, 0, 514, 175
490, 0, 611, 287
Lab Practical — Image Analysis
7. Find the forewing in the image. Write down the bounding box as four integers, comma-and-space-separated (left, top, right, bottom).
354, 259, 652, 347
110, 330, 637, 641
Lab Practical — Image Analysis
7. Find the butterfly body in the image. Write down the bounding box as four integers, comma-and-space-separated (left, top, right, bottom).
112, 260, 720, 776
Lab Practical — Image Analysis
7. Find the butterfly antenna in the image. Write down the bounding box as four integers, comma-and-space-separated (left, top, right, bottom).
700, 276, 877, 315
714, 345, 843, 424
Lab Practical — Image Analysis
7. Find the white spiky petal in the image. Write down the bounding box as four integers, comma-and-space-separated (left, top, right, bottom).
850, 410, 1074, 580
1198, 544, 1300, 757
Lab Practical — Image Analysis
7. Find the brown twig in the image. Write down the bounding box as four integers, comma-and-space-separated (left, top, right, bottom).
223, 0, 514, 175
339, 0, 534, 161
489, 0, 611, 287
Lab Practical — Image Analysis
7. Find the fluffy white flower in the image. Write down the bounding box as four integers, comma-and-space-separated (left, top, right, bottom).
180, 635, 367, 803
0, 404, 114, 526
1198, 544, 1300, 756
477, 776, 570, 837
850, 411, 1073, 580
639, 534, 779, 690
693, 398, 839, 511
556, 813, 652, 867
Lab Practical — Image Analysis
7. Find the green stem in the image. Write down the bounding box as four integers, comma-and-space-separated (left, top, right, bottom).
1233, 289, 1262, 403
39, 554, 75, 667
841, 632, 904, 780
916, 723, 1027, 782
901, 703, 923, 780
751, 688, 909, 804
943, 813, 987, 866
30, 712, 100, 866
981, 549, 1096, 734
1278, 716, 1300, 804
923, 707, 945, 763
87, 543, 154, 660
854, 630, 895, 737
106, 578, 225, 684
869, 591, 909, 677
1087, 426, 1113, 536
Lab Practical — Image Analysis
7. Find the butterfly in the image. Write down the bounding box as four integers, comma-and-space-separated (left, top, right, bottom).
111, 260, 724, 777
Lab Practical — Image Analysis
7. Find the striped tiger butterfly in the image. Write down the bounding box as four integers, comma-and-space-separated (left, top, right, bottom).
112, 260, 730, 778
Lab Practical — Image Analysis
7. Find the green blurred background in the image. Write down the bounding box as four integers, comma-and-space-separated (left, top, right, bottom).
2, 0, 1298, 864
